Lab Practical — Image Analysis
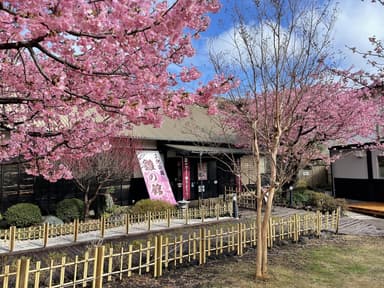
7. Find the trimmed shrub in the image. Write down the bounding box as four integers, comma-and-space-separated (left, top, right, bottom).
4, 203, 42, 227
130, 199, 175, 214
56, 198, 84, 222
42, 215, 64, 225
289, 189, 345, 213
107, 205, 132, 216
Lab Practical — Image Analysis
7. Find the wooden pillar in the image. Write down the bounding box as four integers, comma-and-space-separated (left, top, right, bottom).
93, 246, 105, 288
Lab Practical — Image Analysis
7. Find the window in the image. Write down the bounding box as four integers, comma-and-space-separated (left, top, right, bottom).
378, 156, 384, 178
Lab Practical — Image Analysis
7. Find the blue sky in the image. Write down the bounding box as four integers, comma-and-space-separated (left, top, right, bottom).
179, 0, 384, 89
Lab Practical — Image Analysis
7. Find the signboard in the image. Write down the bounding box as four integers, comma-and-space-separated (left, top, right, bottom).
136, 150, 176, 205
198, 162, 207, 181
182, 157, 191, 200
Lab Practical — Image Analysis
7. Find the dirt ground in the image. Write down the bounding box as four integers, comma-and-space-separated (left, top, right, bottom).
110, 234, 384, 288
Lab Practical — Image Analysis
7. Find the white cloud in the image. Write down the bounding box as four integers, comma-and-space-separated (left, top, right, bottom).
333, 1, 384, 71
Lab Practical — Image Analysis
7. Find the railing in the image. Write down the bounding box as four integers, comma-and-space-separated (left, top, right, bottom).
225, 186, 258, 209
0, 209, 340, 288
0, 202, 233, 253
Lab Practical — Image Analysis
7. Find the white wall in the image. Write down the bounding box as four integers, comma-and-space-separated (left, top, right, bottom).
371, 150, 384, 179
332, 149, 368, 179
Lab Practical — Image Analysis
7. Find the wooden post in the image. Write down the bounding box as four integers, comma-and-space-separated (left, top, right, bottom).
335, 207, 341, 234
43, 223, 49, 248
199, 228, 206, 265
316, 210, 321, 237
155, 235, 163, 277
127, 245, 133, 277
16, 258, 30, 288
201, 207, 205, 223
185, 207, 189, 225
107, 248, 113, 282
237, 223, 243, 256
125, 213, 130, 234
154, 237, 158, 277
93, 246, 105, 288
294, 214, 298, 242
74, 218, 79, 242
100, 216, 105, 238
216, 204, 219, 220
167, 209, 171, 227
148, 211, 151, 231
9, 226, 16, 252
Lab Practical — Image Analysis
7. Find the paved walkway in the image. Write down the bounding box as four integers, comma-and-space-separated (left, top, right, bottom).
0, 217, 232, 255
338, 211, 384, 236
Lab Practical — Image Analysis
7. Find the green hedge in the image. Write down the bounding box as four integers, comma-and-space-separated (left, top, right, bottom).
291, 189, 346, 213
130, 199, 176, 214
4, 203, 42, 227
56, 198, 84, 222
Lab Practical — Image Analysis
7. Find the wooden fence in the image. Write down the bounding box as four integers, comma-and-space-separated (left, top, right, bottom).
0, 209, 340, 288
224, 187, 258, 209
0, 202, 233, 253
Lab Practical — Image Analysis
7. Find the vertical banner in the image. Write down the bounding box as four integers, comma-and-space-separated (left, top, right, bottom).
136, 150, 177, 205
198, 162, 207, 180
182, 157, 191, 200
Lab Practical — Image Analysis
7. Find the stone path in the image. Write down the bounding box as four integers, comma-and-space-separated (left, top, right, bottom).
0, 217, 232, 255
338, 211, 384, 236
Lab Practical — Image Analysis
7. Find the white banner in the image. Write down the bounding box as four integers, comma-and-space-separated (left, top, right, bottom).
136, 150, 176, 205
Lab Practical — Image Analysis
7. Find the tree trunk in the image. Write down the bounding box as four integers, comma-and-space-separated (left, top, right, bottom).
253, 124, 266, 280
84, 189, 90, 218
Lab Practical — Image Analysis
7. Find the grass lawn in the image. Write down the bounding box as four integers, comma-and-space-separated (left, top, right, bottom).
118, 235, 384, 288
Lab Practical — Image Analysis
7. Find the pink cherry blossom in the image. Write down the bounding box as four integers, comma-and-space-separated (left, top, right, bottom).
0, 0, 235, 181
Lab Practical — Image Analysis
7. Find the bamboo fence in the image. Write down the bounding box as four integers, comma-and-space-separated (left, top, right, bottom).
0, 202, 233, 253
0, 209, 340, 288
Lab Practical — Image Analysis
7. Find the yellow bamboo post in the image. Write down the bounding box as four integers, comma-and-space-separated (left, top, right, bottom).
185, 207, 189, 225
207, 231, 211, 257
154, 235, 163, 277
148, 211, 151, 231
153, 237, 158, 277
125, 213, 130, 234
93, 246, 105, 288
34, 261, 40, 288
73, 218, 79, 242
107, 247, 113, 282
100, 216, 105, 238
16, 258, 30, 288
179, 235, 183, 264
336, 207, 341, 234
293, 214, 298, 242
316, 210, 321, 237
127, 245, 133, 277
237, 223, 243, 256
9, 226, 16, 252
199, 228, 206, 265
3, 265, 10, 288
269, 218, 273, 247
43, 223, 49, 248
201, 207, 205, 223
167, 209, 171, 227
59, 257, 66, 287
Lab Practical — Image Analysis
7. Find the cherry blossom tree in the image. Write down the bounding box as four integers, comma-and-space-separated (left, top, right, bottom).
63, 138, 136, 217
0, 0, 234, 181
209, 0, 380, 280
